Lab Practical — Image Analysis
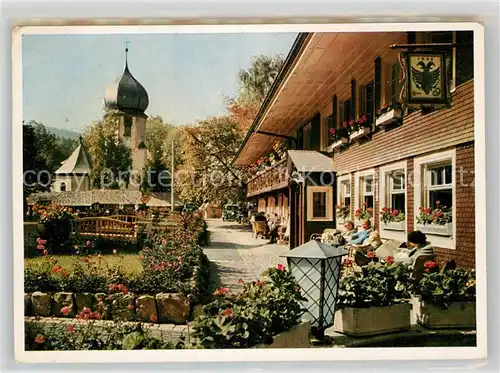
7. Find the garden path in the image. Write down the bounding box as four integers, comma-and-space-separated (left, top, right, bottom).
203, 219, 288, 293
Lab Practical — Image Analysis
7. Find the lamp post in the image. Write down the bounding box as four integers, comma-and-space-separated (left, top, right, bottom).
281, 240, 347, 340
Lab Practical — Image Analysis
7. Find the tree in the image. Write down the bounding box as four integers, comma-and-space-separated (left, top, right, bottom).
83, 109, 132, 189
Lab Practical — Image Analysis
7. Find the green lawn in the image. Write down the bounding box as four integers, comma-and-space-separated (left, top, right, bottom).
25, 253, 143, 277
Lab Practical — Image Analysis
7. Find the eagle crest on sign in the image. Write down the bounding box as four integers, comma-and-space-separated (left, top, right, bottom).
411, 60, 441, 95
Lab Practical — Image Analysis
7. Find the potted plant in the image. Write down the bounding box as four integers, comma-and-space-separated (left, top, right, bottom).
349, 115, 372, 141
375, 102, 403, 128
327, 124, 350, 152
336, 204, 351, 224
380, 207, 406, 231
354, 204, 373, 225
412, 261, 476, 328
415, 201, 453, 236
334, 260, 412, 336
33, 203, 76, 245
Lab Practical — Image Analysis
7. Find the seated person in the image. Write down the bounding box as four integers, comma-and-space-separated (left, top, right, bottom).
394, 230, 434, 268
268, 213, 281, 244
362, 230, 383, 250
348, 219, 373, 245
342, 220, 357, 241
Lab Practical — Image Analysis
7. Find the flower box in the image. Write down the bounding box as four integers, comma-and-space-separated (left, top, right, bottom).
415, 222, 453, 236
253, 321, 311, 348
349, 127, 371, 141
411, 297, 476, 329
382, 220, 406, 231
326, 137, 349, 153
375, 108, 402, 128
333, 303, 411, 337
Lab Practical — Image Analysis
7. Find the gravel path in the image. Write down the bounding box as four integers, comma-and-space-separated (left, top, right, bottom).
203, 219, 288, 293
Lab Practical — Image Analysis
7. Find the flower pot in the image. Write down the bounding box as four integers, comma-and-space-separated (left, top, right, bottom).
375, 108, 402, 127
411, 297, 476, 329
327, 137, 350, 152
415, 222, 453, 236
382, 220, 406, 231
333, 303, 411, 337
349, 127, 371, 141
253, 321, 311, 348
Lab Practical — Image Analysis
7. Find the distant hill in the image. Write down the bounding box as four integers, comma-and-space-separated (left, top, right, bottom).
46, 126, 82, 140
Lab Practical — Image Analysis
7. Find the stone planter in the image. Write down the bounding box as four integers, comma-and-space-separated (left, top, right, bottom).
382, 220, 406, 231
253, 322, 311, 348
333, 303, 411, 337
375, 107, 402, 127
349, 127, 371, 141
156, 293, 190, 324
411, 297, 476, 329
415, 222, 453, 236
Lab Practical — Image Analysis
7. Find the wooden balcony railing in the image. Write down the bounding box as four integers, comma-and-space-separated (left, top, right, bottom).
247, 157, 289, 197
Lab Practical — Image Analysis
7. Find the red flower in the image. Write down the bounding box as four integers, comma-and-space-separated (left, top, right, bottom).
367, 251, 375, 258
383, 103, 389, 108
238, 278, 244, 284
223, 308, 233, 317
213, 287, 229, 296
67, 324, 75, 333
34, 334, 45, 344
276, 263, 286, 271
355, 209, 362, 216
36, 237, 47, 245
367, 207, 373, 213
85, 240, 91, 248
36, 244, 45, 250
349, 120, 355, 126
362, 202, 367, 207
127, 304, 134, 310
328, 128, 336, 135
150, 315, 157, 323
362, 115, 367, 121
82, 307, 91, 314
43, 249, 48, 256
384, 256, 395, 264
83, 257, 90, 263
91, 311, 102, 320
51, 265, 62, 273
256, 280, 265, 287
392, 209, 399, 216
343, 257, 353, 266
424, 260, 438, 269
342, 122, 348, 128
60, 306, 70, 316
376, 109, 382, 115
435, 200, 441, 205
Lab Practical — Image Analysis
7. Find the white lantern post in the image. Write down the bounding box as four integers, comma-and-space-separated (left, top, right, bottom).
281, 240, 347, 339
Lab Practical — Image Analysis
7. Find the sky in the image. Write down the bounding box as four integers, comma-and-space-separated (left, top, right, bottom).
22, 32, 297, 132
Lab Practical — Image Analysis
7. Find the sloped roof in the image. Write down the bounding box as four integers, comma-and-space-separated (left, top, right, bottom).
55, 139, 92, 175
27, 190, 143, 206
287, 150, 335, 173
145, 192, 182, 207
281, 240, 348, 259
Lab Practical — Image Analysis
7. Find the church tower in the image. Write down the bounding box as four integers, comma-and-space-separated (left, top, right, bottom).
104, 47, 149, 189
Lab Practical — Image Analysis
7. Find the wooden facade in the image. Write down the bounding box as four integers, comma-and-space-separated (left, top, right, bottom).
235, 31, 476, 268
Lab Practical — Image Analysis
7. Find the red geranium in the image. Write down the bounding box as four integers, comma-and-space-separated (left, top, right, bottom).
367, 251, 375, 258
34, 334, 45, 344
222, 308, 233, 317
384, 256, 395, 264
276, 263, 286, 271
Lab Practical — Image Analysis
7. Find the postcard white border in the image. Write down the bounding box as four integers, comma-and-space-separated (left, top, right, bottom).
12, 22, 486, 363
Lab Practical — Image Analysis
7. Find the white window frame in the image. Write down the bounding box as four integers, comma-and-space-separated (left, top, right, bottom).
307, 186, 333, 222
379, 161, 407, 241
414, 149, 456, 250
336, 174, 351, 230
354, 169, 375, 225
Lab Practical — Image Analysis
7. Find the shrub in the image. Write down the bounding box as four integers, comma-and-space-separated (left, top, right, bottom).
416, 201, 452, 225
191, 265, 306, 348
414, 261, 475, 308
337, 260, 412, 308
380, 207, 405, 224
25, 319, 185, 350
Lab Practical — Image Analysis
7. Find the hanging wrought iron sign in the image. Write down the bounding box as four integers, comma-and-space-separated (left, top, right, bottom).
393, 43, 453, 111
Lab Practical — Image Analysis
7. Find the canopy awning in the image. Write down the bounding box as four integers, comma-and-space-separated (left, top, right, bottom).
287, 150, 335, 173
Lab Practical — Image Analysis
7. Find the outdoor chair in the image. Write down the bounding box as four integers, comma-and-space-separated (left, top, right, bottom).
252, 221, 267, 239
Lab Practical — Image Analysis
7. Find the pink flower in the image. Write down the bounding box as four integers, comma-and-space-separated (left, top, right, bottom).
343, 258, 353, 266
127, 304, 134, 310
67, 324, 75, 333
384, 256, 395, 264
85, 240, 91, 247
36, 244, 45, 250
60, 306, 70, 316
43, 249, 48, 256
256, 280, 265, 287
82, 307, 91, 314
36, 238, 47, 245
392, 209, 399, 216
150, 314, 157, 323
276, 264, 286, 271
34, 334, 45, 344
238, 278, 244, 284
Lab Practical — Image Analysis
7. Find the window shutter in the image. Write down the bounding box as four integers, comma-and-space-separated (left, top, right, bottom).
359, 85, 366, 116
351, 79, 357, 120
332, 95, 338, 129
374, 57, 382, 117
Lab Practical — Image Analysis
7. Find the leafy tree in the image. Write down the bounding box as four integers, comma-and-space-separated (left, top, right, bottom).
83, 109, 132, 189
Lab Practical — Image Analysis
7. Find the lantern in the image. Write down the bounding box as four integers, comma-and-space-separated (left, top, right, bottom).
281, 240, 348, 338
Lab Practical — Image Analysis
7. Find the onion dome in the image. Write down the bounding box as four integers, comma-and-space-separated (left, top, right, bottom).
104, 47, 149, 117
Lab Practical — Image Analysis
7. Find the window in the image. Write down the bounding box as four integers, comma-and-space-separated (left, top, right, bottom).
426, 163, 453, 209
343, 99, 352, 124
388, 170, 405, 213
124, 116, 132, 137
360, 175, 374, 209
312, 192, 327, 218
364, 81, 375, 123
390, 64, 402, 106
302, 122, 312, 150
340, 179, 351, 208
307, 186, 333, 221
60, 182, 66, 192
